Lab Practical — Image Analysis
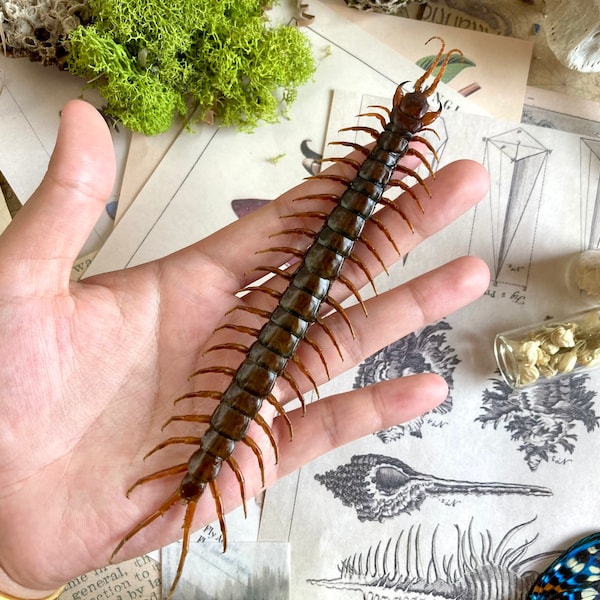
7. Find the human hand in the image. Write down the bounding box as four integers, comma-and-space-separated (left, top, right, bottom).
0, 100, 489, 598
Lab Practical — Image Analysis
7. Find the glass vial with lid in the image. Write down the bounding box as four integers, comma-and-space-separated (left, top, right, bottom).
494, 307, 600, 389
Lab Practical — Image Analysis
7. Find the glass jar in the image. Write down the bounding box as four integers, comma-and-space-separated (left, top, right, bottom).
494, 307, 600, 389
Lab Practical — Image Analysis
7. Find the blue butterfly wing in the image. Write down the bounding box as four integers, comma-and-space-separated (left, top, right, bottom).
529, 532, 600, 599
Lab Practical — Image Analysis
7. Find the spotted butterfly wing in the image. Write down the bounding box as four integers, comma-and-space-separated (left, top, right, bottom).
529, 532, 600, 599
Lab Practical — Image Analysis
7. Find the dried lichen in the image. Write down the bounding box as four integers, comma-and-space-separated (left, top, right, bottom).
65, 0, 316, 135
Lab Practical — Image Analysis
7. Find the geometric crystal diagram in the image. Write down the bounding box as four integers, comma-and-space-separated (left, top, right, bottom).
470, 127, 550, 288
580, 138, 600, 250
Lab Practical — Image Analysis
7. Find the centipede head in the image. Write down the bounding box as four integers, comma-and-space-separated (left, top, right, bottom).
391, 37, 463, 131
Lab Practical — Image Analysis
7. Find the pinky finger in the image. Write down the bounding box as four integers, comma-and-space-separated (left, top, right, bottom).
271, 373, 447, 481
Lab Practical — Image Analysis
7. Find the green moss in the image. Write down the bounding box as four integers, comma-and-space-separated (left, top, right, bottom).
67, 0, 315, 135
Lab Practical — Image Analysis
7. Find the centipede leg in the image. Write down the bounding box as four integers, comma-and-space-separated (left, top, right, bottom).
254, 412, 280, 463
241, 434, 265, 487
266, 393, 294, 440
210, 478, 227, 551
225, 454, 247, 517
174, 390, 223, 405
315, 315, 344, 361
164, 499, 198, 600
144, 436, 202, 459
126, 463, 188, 497
111, 489, 182, 562
303, 333, 331, 379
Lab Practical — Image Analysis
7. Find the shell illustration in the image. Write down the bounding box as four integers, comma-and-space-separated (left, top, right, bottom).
315, 454, 552, 521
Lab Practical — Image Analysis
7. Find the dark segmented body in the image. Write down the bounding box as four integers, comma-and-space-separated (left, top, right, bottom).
112, 38, 461, 599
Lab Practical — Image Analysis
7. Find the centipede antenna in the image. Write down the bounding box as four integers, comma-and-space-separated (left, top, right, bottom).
414, 36, 446, 93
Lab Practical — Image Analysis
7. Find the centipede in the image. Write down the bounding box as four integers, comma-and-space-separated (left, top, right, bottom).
111, 37, 461, 599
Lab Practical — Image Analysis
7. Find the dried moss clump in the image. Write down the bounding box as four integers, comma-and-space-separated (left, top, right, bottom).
66, 0, 315, 135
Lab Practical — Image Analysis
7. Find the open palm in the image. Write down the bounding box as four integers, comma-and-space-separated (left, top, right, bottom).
0, 100, 489, 598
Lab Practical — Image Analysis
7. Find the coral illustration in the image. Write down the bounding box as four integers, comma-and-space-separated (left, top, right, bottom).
477, 374, 599, 470
354, 320, 459, 440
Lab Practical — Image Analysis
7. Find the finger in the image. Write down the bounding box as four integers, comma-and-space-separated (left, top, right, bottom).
184, 146, 426, 286
0, 100, 116, 293
202, 158, 488, 303
283, 255, 490, 397
213, 159, 488, 349
272, 373, 448, 481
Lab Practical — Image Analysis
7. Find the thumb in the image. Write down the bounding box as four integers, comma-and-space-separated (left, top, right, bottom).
0, 100, 116, 294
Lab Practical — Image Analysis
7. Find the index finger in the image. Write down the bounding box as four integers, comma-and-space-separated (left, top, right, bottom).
188, 157, 489, 289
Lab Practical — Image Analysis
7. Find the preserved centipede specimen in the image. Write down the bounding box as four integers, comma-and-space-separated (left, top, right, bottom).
111, 37, 461, 598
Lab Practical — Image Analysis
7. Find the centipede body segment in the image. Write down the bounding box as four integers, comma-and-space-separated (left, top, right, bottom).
111, 38, 461, 599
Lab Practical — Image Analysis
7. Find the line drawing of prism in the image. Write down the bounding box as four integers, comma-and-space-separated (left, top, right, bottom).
579, 138, 600, 250
468, 127, 550, 289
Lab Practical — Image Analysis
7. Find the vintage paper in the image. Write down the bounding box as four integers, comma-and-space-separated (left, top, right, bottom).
0, 184, 10, 235
523, 85, 600, 137
0, 54, 130, 256
161, 542, 290, 600
258, 89, 600, 599
60, 557, 161, 600
317, 0, 533, 121
86, 0, 478, 277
